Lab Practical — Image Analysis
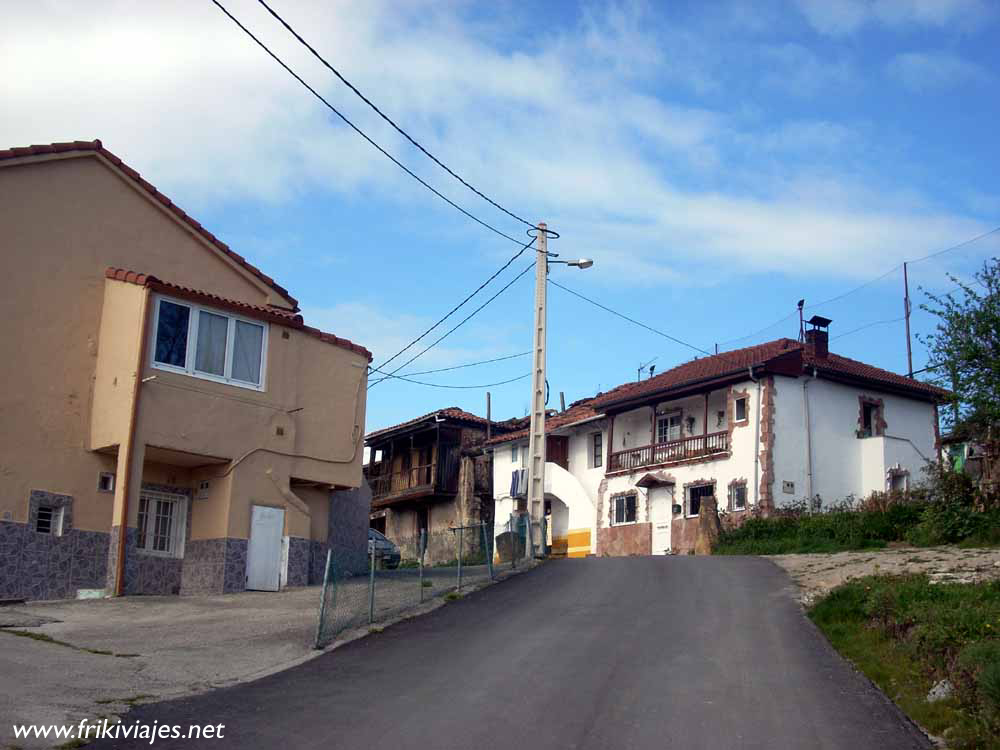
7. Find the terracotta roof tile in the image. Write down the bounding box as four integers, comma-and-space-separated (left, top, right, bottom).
367, 407, 512, 443
487, 398, 602, 445
105, 267, 371, 361
594, 338, 946, 408
1, 140, 297, 309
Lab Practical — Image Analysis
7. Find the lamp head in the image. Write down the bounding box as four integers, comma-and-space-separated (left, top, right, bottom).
568, 258, 594, 269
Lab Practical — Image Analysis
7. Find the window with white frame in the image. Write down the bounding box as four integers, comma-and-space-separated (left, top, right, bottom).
511, 443, 518, 464
591, 431, 603, 468
656, 411, 682, 444
735, 397, 748, 422
35, 505, 64, 535
151, 296, 267, 390
728, 481, 747, 511
687, 483, 714, 518
136, 490, 187, 557
610, 492, 637, 525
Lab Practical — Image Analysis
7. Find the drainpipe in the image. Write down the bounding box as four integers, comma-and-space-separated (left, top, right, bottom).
803, 367, 817, 510
748, 366, 761, 507
115, 288, 153, 596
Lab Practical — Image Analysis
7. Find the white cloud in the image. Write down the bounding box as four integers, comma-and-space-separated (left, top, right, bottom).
795, 0, 993, 34
0, 0, 989, 287
886, 51, 990, 91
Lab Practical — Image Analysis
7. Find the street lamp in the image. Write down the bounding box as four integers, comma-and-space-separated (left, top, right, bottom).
524, 222, 593, 555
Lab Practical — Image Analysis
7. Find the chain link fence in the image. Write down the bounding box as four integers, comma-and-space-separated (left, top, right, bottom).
316, 520, 538, 648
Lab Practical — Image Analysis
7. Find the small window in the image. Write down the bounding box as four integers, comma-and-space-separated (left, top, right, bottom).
611, 493, 637, 525
728, 482, 747, 511
35, 505, 61, 535
735, 397, 748, 422
687, 484, 714, 518
591, 432, 603, 468
511, 444, 519, 463
889, 471, 908, 493
136, 490, 187, 557
656, 412, 682, 444
98, 472, 115, 493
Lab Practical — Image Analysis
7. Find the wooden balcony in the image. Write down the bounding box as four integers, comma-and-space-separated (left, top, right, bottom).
369, 444, 461, 505
608, 431, 729, 473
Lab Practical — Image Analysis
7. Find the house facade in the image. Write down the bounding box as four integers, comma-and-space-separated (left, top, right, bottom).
489, 322, 946, 556
0, 140, 371, 601
366, 408, 509, 564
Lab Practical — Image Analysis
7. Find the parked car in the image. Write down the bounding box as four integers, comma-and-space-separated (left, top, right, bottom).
368, 528, 401, 569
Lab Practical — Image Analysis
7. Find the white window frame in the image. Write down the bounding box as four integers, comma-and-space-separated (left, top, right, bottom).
687, 483, 714, 519
728, 482, 747, 511
656, 410, 682, 445
136, 489, 188, 558
150, 294, 269, 392
35, 505, 65, 536
610, 492, 638, 526
735, 397, 748, 423
511, 443, 519, 464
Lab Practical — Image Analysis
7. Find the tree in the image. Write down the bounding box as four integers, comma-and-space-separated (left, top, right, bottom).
921, 257, 1000, 435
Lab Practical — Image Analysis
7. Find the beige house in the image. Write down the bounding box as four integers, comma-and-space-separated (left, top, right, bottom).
0, 140, 371, 600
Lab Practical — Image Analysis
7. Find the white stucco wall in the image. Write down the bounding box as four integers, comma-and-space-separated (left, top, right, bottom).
771, 374, 937, 506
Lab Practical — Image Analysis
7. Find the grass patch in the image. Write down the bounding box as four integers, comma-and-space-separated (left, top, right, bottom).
421, 580, 433, 588
810, 574, 1000, 749
444, 592, 461, 601
55, 740, 90, 749
94, 694, 154, 707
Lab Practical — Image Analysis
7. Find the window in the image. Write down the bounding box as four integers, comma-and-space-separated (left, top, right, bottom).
136, 490, 187, 557
591, 432, 603, 468
859, 397, 884, 438
656, 411, 682, 444
735, 397, 748, 422
511, 443, 518, 464
728, 481, 747, 511
35, 505, 62, 535
687, 484, 714, 518
152, 296, 267, 390
98, 472, 115, 493
889, 470, 909, 493
611, 493, 637, 525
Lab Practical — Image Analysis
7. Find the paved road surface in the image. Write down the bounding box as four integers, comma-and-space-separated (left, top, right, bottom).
90, 557, 930, 749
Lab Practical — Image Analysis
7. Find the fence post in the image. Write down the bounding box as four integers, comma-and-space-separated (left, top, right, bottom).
368, 538, 376, 624
457, 525, 464, 593
419, 528, 426, 603
313, 548, 333, 650
483, 522, 494, 581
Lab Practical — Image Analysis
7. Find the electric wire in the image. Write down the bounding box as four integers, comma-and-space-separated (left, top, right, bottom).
369, 261, 536, 389
371, 350, 530, 379
371, 237, 536, 374
547, 278, 712, 356
830, 317, 905, 341
373, 372, 530, 389
256, 0, 534, 230
210, 0, 528, 248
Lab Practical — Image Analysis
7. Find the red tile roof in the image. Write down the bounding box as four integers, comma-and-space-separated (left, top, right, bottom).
487, 398, 602, 445
367, 407, 501, 443
105, 267, 371, 361
593, 338, 947, 408
0, 140, 298, 310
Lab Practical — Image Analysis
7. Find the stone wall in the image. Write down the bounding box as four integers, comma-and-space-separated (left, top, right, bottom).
180, 538, 248, 595
329, 482, 370, 577
597, 523, 652, 556
0, 520, 108, 601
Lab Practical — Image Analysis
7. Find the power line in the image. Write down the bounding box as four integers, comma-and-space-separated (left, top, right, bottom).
910, 226, 1000, 264
830, 316, 905, 341
372, 237, 535, 373
210, 0, 528, 248
372, 351, 531, 378
547, 278, 712, 356
372, 372, 530, 389
256, 0, 535, 230
369, 261, 536, 389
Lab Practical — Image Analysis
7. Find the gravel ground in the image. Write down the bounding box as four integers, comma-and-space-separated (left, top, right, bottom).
768, 545, 1000, 606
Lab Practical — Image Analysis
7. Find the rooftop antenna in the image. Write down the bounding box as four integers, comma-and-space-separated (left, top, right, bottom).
648, 365, 656, 378
637, 356, 658, 382
797, 299, 806, 342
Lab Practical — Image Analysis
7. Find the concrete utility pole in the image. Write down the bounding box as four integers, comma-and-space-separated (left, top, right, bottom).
904, 262, 913, 377
526, 223, 549, 536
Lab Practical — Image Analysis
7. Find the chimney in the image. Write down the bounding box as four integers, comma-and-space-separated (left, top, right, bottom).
804, 315, 832, 359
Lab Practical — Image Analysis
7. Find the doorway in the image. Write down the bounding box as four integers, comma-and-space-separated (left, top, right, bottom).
649, 486, 673, 555
247, 505, 285, 591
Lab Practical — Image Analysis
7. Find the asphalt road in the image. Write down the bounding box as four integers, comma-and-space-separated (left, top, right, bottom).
90, 557, 930, 750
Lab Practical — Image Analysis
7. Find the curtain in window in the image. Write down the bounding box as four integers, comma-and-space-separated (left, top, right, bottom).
196, 311, 228, 375
154, 301, 190, 367
232, 321, 263, 384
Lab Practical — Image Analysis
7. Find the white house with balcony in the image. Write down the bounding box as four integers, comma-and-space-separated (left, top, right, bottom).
488, 318, 946, 557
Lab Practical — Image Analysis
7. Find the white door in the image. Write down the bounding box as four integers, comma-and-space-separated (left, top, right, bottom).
246, 505, 285, 591
649, 486, 673, 555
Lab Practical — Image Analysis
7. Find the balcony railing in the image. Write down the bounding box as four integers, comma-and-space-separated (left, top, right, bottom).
370, 462, 435, 501
608, 431, 729, 472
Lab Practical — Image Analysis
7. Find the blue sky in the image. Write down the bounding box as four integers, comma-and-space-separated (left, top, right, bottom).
4, 0, 999, 430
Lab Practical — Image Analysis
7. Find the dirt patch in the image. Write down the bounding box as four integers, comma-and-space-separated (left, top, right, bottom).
770, 545, 1000, 606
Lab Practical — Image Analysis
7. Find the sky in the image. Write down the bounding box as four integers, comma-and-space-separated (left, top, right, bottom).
3, 0, 999, 431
